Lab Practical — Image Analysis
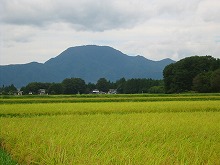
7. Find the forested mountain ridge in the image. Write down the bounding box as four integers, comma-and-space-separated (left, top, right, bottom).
0, 45, 175, 87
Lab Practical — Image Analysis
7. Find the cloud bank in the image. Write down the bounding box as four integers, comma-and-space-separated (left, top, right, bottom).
1, 0, 220, 64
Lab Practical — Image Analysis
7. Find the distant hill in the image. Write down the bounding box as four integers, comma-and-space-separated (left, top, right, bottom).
0, 45, 175, 87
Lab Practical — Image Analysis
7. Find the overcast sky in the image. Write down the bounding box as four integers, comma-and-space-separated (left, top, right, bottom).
1, 0, 220, 65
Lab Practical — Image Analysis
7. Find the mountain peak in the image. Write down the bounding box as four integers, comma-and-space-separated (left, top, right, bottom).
45, 45, 127, 66
0, 45, 175, 87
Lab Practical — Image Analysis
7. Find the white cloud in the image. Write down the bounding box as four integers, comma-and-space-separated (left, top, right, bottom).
1, 0, 220, 65
197, 0, 220, 22
0, 0, 153, 31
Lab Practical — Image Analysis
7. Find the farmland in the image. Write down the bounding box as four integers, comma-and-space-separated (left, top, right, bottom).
0, 94, 220, 164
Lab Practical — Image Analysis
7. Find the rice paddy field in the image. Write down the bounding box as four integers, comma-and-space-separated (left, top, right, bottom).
0, 94, 220, 164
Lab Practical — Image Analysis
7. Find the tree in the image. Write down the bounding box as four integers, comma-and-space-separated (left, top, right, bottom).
211, 69, 220, 92
0, 86, 3, 94
48, 83, 63, 94
86, 82, 96, 94
123, 78, 164, 94
148, 86, 165, 93
72, 78, 86, 94
124, 78, 138, 94
62, 78, 73, 94
62, 78, 86, 94
23, 82, 50, 94
163, 56, 220, 93
163, 63, 176, 93
96, 78, 109, 92
115, 78, 126, 93
192, 72, 212, 93
1, 84, 17, 95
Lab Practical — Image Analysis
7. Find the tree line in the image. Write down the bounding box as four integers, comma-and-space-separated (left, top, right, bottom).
163, 56, 220, 93
0, 84, 17, 95
0, 78, 164, 95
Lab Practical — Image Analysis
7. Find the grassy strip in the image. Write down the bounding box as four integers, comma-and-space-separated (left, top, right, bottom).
2, 93, 220, 98
0, 148, 17, 165
1, 95, 220, 104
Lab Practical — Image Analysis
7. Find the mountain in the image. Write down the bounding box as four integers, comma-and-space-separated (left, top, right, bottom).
0, 45, 175, 87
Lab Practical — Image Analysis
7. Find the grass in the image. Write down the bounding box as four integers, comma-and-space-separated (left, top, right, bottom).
0, 148, 17, 165
0, 94, 220, 164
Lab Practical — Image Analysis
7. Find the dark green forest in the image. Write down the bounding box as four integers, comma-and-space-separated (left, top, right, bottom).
163, 56, 220, 93
0, 78, 164, 95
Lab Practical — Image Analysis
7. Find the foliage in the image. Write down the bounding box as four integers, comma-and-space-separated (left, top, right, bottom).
192, 72, 212, 93
163, 56, 220, 93
0, 148, 17, 165
192, 69, 220, 93
0, 84, 17, 95
86, 82, 96, 94
18, 78, 164, 95
21, 82, 50, 94
48, 83, 63, 94
211, 69, 220, 92
96, 78, 109, 92
62, 78, 86, 94
148, 86, 165, 93
124, 78, 163, 94
115, 78, 126, 93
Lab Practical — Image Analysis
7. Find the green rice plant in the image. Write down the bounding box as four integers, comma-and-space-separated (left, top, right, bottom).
1, 99, 220, 164
0, 148, 17, 165
1, 93, 220, 104
0, 112, 220, 164
0, 101, 220, 117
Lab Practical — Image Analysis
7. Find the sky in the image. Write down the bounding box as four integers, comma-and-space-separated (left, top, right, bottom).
1, 0, 220, 65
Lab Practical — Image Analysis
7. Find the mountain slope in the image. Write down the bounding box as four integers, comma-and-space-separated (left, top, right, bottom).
0, 45, 175, 87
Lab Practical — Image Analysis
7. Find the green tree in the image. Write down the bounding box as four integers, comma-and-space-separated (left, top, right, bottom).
96, 78, 109, 92
163, 63, 176, 93
48, 83, 63, 94
211, 69, 220, 92
62, 79, 73, 94
72, 78, 86, 94
192, 72, 212, 93
0, 86, 3, 94
148, 86, 165, 93
1, 84, 17, 95
23, 82, 50, 94
163, 56, 220, 93
123, 78, 164, 94
124, 78, 138, 94
62, 78, 86, 94
115, 78, 126, 93
86, 82, 96, 94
